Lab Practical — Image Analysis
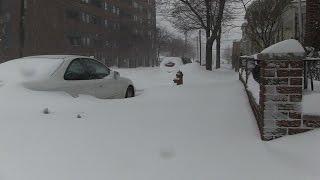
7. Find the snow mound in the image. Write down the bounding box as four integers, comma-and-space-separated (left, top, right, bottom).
0, 58, 64, 84
303, 93, 320, 116
180, 62, 202, 73
261, 39, 305, 55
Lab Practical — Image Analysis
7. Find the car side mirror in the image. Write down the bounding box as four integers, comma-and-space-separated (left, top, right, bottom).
113, 71, 120, 79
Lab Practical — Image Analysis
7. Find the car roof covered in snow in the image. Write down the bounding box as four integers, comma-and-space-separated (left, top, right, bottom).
22, 55, 89, 60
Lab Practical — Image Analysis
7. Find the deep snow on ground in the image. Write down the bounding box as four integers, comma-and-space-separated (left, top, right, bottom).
303, 80, 320, 116
1, 62, 320, 180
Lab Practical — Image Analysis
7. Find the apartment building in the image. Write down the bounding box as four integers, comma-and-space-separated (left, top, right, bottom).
0, 0, 157, 67
305, 0, 320, 50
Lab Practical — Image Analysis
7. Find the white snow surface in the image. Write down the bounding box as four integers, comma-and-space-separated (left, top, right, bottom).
303, 81, 320, 116
303, 93, 320, 115
261, 39, 305, 55
1, 62, 320, 180
247, 73, 260, 103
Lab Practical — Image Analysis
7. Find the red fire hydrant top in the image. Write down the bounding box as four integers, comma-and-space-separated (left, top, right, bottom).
173, 70, 183, 85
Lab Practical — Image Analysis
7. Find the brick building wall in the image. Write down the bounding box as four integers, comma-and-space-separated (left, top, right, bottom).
0, 0, 157, 67
305, 0, 320, 50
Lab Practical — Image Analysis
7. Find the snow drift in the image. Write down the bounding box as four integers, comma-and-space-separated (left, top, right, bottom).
0, 62, 320, 180
260, 39, 305, 56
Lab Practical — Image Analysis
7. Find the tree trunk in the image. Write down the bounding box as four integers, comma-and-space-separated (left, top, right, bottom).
205, 29, 213, 71
216, 27, 222, 69
206, 38, 214, 71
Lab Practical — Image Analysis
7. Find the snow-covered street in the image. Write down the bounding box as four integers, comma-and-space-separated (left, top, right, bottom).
1, 63, 320, 180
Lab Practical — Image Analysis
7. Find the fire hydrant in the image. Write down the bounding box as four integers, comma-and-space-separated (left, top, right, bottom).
173, 71, 183, 85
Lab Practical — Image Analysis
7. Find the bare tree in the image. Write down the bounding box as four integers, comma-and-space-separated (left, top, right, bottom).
156, 26, 195, 58
159, 0, 226, 70
216, 4, 236, 68
239, 0, 291, 50
156, 26, 171, 59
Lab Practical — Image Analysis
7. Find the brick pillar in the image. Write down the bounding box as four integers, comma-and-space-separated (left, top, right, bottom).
305, 0, 320, 50
259, 54, 304, 140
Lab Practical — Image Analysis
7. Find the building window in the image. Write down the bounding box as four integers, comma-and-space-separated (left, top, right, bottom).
133, 1, 138, 8
104, 19, 108, 27
91, 0, 103, 8
67, 35, 81, 46
112, 5, 116, 14
80, 0, 89, 4
117, 8, 120, 15
65, 9, 80, 20
93, 38, 103, 48
91, 15, 101, 25
81, 12, 90, 23
104, 2, 109, 11
133, 15, 138, 21
81, 36, 91, 46
113, 23, 120, 30
105, 40, 110, 47
81, 0, 103, 8
24, 0, 27, 9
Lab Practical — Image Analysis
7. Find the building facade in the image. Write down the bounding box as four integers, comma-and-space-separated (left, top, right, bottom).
276, 0, 306, 42
305, 0, 320, 50
0, 0, 157, 67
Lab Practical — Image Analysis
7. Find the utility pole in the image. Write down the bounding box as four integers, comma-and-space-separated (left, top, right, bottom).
199, 29, 202, 66
297, 0, 303, 43
19, 0, 26, 58
183, 31, 188, 58
196, 36, 199, 61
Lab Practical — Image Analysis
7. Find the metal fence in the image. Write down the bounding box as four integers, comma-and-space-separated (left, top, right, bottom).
304, 58, 320, 90
239, 55, 320, 91
239, 56, 259, 86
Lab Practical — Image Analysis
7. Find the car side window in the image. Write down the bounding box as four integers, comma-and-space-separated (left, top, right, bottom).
64, 59, 89, 80
83, 58, 110, 79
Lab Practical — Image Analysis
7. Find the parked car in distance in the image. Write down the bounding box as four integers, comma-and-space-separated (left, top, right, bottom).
165, 62, 175, 67
0, 55, 135, 99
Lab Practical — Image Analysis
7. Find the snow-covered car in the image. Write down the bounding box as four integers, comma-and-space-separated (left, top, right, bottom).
164, 62, 175, 67
160, 57, 184, 72
0, 55, 135, 99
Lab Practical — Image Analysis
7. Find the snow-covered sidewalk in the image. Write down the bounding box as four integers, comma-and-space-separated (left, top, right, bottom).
0, 63, 320, 180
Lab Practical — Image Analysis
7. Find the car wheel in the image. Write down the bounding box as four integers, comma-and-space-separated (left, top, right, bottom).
125, 86, 135, 98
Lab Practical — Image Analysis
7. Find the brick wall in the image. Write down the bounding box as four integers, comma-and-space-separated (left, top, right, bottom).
259, 57, 306, 140
305, 0, 320, 50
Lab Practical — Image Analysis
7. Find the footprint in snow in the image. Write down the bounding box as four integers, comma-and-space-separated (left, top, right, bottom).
76, 112, 86, 119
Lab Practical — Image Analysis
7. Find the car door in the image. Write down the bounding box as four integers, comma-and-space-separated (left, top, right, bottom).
82, 58, 118, 99
62, 58, 94, 97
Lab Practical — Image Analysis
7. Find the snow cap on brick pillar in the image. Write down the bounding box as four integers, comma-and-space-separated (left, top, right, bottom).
257, 39, 306, 141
